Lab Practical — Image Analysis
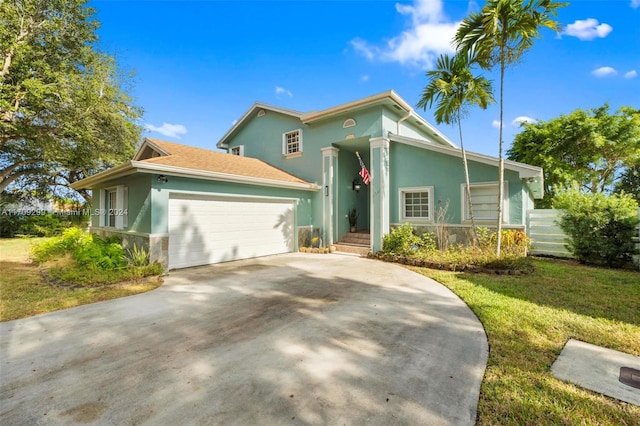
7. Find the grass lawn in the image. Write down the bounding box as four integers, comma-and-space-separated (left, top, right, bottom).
411, 258, 640, 425
0, 237, 162, 322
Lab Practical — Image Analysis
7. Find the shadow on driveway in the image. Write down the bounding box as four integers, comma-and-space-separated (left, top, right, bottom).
1, 254, 487, 425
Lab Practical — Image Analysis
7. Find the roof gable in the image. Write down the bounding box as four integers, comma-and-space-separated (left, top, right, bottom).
216, 103, 303, 149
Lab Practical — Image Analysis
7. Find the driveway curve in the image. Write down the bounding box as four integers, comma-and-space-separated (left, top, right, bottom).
1, 253, 487, 425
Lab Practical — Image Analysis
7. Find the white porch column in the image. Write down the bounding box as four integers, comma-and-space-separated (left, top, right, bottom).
370, 137, 390, 252
321, 147, 339, 245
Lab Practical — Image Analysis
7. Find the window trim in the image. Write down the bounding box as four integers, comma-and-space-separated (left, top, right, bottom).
230, 145, 244, 156
101, 185, 128, 230
461, 181, 509, 223
282, 129, 303, 158
398, 186, 434, 223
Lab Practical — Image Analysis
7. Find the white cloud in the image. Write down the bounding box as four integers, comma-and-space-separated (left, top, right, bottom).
624, 70, 638, 79
360, 74, 370, 82
512, 116, 537, 126
562, 18, 612, 41
591, 66, 617, 77
491, 120, 502, 129
631, 0, 640, 9
144, 122, 187, 139
351, 0, 459, 69
275, 86, 293, 97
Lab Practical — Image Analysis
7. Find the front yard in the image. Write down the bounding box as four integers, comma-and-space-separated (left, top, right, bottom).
0, 237, 162, 321
413, 259, 640, 425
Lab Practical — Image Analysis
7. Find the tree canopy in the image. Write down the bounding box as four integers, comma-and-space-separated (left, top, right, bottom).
0, 0, 142, 202
507, 104, 640, 207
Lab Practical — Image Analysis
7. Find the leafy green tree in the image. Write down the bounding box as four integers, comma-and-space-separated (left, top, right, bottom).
0, 0, 142, 201
615, 164, 640, 204
454, 0, 566, 256
416, 52, 494, 242
508, 104, 640, 207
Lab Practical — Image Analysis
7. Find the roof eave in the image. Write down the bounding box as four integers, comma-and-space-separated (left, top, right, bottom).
132, 162, 321, 191
390, 134, 544, 198
300, 90, 409, 124
70, 162, 136, 190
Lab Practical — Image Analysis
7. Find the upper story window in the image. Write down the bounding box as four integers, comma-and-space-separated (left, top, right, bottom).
230, 145, 244, 156
282, 129, 303, 158
399, 186, 434, 222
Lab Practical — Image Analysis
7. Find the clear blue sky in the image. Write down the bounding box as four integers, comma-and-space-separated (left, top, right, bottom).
92, 0, 640, 158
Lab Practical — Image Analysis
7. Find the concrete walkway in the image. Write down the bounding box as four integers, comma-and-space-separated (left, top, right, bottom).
1, 254, 488, 425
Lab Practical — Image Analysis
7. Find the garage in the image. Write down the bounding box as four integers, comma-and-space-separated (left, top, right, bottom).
168, 193, 295, 269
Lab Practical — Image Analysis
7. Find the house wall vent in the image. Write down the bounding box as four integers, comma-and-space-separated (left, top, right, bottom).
343, 118, 356, 128
257, 109, 266, 117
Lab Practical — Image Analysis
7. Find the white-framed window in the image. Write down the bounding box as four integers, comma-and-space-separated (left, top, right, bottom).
230, 145, 244, 156
399, 186, 434, 222
461, 181, 509, 222
282, 129, 303, 158
100, 185, 128, 229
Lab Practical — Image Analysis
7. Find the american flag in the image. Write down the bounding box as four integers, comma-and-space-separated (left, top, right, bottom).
356, 152, 371, 185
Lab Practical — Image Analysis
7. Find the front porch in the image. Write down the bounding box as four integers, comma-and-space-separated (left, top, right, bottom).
322, 136, 390, 253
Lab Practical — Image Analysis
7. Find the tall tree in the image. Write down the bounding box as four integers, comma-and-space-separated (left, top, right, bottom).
0, 0, 142, 202
453, 0, 566, 256
416, 52, 494, 243
508, 104, 640, 207
615, 164, 640, 204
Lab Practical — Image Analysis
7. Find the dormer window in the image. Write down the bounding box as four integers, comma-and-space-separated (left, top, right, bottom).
230, 145, 244, 156
282, 129, 303, 158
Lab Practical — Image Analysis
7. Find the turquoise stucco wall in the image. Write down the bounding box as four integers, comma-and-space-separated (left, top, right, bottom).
149, 175, 318, 235
226, 106, 386, 240
389, 142, 525, 225
90, 173, 152, 233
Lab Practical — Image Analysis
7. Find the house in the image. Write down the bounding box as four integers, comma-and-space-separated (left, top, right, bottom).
71, 90, 543, 269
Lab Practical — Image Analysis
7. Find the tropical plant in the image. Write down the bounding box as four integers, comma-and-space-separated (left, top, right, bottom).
454, 0, 566, 256
417, 52, 494, 243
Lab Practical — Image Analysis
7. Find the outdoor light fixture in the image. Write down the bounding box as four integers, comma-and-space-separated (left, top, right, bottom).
157, 175, 168, 184
352, 178, 361, 192
325, 185, 329, 196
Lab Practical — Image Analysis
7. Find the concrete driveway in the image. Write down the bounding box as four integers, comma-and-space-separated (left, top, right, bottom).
1, 254, 488, 425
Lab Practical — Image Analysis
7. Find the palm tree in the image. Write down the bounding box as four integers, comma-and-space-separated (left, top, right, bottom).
416, 52, 494, 244
453, 0, 566, 256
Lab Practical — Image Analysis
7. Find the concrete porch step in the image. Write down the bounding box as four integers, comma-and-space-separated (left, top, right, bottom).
340, 231, 371, 245
333, 243, 371, 256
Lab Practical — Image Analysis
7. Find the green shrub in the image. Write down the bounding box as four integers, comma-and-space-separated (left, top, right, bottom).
382, 223, 437, 256
490, 229, 531, 257
32, 228, 127, 270
554, 190, 640, 267
19, 213, 70, 236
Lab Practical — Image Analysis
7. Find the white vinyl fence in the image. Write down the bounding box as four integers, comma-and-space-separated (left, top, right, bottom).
526, 208, 640, 267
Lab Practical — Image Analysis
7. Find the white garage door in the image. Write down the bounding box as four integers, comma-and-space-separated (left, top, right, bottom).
168, 193, 295, 269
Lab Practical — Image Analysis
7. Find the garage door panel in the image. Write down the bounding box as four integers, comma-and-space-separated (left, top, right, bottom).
168, 194, 294, 269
